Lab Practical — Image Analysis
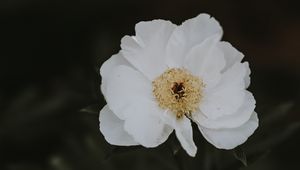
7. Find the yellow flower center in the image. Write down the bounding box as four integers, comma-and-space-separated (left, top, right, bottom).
152, 68, 204, 119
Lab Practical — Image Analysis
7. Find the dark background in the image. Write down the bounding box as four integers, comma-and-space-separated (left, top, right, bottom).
0, 0, 300, 170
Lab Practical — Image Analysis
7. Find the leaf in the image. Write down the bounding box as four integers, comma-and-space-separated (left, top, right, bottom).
171, 142, 181, 156
253, 121, 300, 152
247, 150, 270, 165
79, 104, 100, 114
263, 101, 294, 125
103, 146, 143, 161
233, 146, 247, 167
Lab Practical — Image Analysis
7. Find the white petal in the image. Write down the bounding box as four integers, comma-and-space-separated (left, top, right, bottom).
123, 100, 173, 147
175, 117, 197, 157
218, 41, 251, 88
193, 91, 255, 129
100, 53, 130, 96
99, 105, 138, 146
162, 112, 197, 157
166, 13, 223, 68
121, 20, 176, 80
198, 112, 258, 149
244, 62, 251, 88
105, 65, 151, 119
200, 62, 248, 119
184, 35, 225, 89
218, 41, 244, 72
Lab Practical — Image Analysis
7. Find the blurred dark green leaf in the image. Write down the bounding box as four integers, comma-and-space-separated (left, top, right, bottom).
263, 101, 294, 125
80, 104, 100, 115
233, 146, 247, 167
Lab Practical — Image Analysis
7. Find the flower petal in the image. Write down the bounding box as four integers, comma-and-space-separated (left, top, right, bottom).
99, 105, 138, 146
184, 35, 225, 89
218, 41, 244, 72
100, 53, 130, 96
175, 117, 197, 157
193, 91, 255, 129
200, 62, 249, 119
105, 65, 152, 120
198, 112, 258, 149
166, 13, 223, 68
218, 41, 251, 88
121, 20, 176, 80
162, 112, 197, 157
123, 101, 173, 147
244, 62, 251, 88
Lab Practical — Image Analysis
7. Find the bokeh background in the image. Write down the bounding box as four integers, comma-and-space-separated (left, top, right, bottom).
1, 0, 300, 170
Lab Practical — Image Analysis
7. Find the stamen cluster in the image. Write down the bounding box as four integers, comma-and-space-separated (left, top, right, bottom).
152, 68, 204, 118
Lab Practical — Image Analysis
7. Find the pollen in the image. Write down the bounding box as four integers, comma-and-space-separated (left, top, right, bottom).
152, 68, 204, 119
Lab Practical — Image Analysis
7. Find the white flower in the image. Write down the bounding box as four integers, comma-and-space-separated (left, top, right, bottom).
99, 13, 258, 157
